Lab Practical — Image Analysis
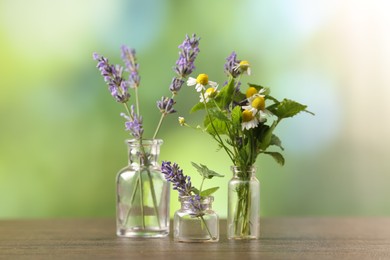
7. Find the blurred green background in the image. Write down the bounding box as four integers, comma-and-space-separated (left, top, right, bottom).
1, 0, 390, 219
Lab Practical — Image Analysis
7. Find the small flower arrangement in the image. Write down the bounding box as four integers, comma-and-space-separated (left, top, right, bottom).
183, 50, 313, 171
181, 50, 314, 238
93, 34, 201, 237
161, 161, 223, 241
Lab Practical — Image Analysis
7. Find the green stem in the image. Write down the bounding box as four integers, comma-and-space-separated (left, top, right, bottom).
152, 114, 165, 140
201, 91, 235, 163
123, 103, 133, 120
200, 215, 214, 240
135, 87, 140, 116
146, 169, 162, 229
199, 177, 205, 194
139, 170, 145, 229
124, 177, 140, 225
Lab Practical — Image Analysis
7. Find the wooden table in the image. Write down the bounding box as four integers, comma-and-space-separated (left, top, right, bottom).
1, 218, 390, 259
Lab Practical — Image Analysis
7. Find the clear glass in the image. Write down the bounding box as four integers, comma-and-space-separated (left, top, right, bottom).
174, 196, 219, 242
116, 139, 170, 238
227, 166, 260, 239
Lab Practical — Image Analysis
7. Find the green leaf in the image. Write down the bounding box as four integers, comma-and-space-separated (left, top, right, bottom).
205, 118, 228, 135
264, 151, 285, 166
200, 187, 219, 196
209, 109, 229, 122
190, 101, 215, 113
270, 134, 284, 151
191, 187, 200, 195
191, 162, 224, 179
231, 106, 242, 128
269, 99, 312, 119
232, 91, 246, 103
258, 121, 277, 151
215, 77, 235, 108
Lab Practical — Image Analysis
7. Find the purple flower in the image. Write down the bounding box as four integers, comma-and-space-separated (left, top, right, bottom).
157, 97, 176, 114
188, 194, 205, 217
93, 52, 130, 103
169, 77, 185, 93
224, 51, 241, 78
174, 34, 200, 80
161, 161, 192, 196
121, 45, 140, 88
121, 105, 144, 139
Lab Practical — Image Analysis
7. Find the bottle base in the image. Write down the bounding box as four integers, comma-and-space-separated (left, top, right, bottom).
117, 228, 169, 238
174, 237, 219, 243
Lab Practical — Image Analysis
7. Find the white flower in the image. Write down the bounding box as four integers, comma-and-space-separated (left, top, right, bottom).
241, 109, 259, 130
233, 60, 251, 76
199, 86, 219, 103
242, 94, 272, 123
187, 73, 218, 92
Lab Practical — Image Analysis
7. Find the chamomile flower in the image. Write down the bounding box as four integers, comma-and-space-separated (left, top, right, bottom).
187, 73, 218, 92
241, 109, 259, 130
200, 86, 219, 103
246, 87, 266, 98
242, 95, 272, 123
233, 60, 251, 76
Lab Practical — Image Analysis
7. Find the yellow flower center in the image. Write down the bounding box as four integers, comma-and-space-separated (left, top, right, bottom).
246, 87, 258, 98
251, 96, 265, 110
196, 74, 209, 85
239, 60, 250, 69
242, 109, 254, 122
205, 87, 216, 97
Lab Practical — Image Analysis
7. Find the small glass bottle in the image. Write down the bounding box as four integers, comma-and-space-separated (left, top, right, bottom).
116, 139, 170, 238
227, 166, 260, 239
174, 196, 219, 242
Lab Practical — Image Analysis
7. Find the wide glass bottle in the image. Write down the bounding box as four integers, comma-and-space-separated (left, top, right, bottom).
116, 139, 170, 237
227, 166, 260, 239
174, 195, 219, 242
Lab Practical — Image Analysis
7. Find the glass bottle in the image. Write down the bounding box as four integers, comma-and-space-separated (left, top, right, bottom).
227, 166, 260, 239
116, 139, 170, 238
174, 196, 219, 242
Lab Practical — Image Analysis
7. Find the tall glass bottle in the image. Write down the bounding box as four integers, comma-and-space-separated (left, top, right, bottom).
227, 166, 260, 239
116, 139, 170, 238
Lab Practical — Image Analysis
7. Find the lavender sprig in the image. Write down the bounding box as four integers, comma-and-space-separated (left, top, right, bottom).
121, 105, 144, 139
161, 161, 192, 196
157, 97, 177, 115
121, 45, 140, 88
93, 53, 130, 103
224, 51, 241, 78
153, 34, 201, 139
171, 34, 201, 94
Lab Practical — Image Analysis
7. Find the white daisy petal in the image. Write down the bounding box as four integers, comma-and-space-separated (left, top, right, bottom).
208, 81, 218, 88
187, 77, 197, 86
195, 84, 205, 92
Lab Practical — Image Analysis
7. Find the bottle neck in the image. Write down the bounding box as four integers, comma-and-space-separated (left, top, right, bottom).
231, 166, 256, 179
179, 196, 214, 211
127, 139, 163, 167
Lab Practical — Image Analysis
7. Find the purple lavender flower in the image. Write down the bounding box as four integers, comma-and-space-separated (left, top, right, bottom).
157, 97, 176, 114
189, 194, 205, 217
224, 51, 241, 78
120, 105, 144, 139
93, 52, 130, 103
121, 45, 140, 88
174, 34, 200, 80
169, 77, 185, 93
161, 161, 192, 196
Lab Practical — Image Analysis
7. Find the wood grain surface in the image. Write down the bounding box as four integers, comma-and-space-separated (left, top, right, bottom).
1, 218, 390, 259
